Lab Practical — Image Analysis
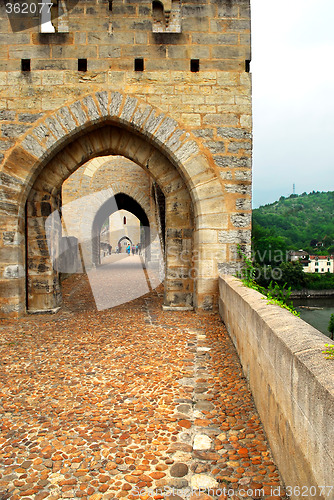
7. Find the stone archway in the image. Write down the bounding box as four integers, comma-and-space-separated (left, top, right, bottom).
118, 236, 133, 249
0, 91, 226, 317
91, 193, 151, 266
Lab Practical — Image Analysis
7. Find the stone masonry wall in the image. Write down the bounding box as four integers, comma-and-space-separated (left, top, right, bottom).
0, 0, 252, 315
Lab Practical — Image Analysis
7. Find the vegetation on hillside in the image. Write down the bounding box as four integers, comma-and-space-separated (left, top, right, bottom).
251, 191, 334, 291
253, 191, 334, 256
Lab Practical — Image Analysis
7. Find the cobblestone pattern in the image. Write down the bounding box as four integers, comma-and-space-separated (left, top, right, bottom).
0, 276, 287, 500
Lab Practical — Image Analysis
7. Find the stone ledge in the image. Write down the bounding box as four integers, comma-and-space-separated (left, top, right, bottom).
219, 274, 334, 500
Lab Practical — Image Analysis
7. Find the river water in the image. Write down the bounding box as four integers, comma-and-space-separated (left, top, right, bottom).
292, 297, 334, 339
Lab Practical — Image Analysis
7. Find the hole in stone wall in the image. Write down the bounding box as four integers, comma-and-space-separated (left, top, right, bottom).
109, 1, 113, 11
245, 59, 251, 73
152, 1, 164, 23
21, 59, 31, 72
78, 58, 87, 72
134, 58, 144, 71
190, 59, 199, 72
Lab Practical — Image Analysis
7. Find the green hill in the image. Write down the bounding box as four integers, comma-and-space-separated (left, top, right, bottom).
252, 191, 334, 256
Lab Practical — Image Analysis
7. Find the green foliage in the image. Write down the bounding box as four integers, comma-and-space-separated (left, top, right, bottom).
236, 246, 266, 295
279, 261, 307, 289
303, 273, 334, 290
236, 246, 299, 316
322, 344, 334, 360
328, 314, 334, 340
252, 260, 307, 290
253, 191, 334, 254
266, 281, 299, 317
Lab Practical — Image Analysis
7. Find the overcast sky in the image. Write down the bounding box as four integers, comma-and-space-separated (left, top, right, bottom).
251, 0, 334, 208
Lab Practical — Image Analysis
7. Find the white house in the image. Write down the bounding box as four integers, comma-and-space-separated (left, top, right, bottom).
303, 255, 334, 273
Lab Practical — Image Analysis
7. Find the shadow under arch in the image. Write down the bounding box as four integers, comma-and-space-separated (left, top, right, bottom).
117, 236, 133, 249
92, 193, 151, 266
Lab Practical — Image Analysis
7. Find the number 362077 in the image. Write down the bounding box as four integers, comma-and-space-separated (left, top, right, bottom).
5, 3, 53, 14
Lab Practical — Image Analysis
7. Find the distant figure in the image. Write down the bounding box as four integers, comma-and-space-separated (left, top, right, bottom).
135, 244, 139, 254
126, 244, 131, 255
137, 243, 141, 255
132, 245, 135, 255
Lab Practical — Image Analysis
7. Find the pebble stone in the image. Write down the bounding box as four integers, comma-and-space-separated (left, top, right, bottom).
169, 463, 188, 478
0, 273, 288, 499
192, 435, 212, 451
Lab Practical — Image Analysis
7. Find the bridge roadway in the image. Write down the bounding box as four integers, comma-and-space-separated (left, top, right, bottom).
0, 256, 287, 500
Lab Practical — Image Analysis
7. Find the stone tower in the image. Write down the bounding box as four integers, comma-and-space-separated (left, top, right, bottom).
0, 0, 252, 317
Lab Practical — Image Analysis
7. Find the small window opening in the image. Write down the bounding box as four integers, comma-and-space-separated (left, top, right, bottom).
21, 59, 31, 72
109, 1, 113, 11
190, 59, 199, 73
134, 58, 144, 71
78, 58, 87, 72
245, 59, 251, 73
123, 216, 127, 225
152, 1, 164, 23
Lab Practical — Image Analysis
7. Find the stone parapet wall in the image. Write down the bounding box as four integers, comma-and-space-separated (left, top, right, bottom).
219, 274, 334, 500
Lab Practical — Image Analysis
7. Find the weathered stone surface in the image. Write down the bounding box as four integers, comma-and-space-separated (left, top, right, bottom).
109, 92, 123, 116
56, 106, 77, 133
170, 462, 189, 477
0, 0, 252, 320
69, 101, 88, 126
120, 96, 138, 121
193, 434, 213, 451
190, 474, 219, 489
1, 123, 29, 138
95, 91, 108, 116
82, 95, 101, 121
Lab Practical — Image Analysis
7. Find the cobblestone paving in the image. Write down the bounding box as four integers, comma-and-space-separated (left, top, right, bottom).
0, 274, 288, 500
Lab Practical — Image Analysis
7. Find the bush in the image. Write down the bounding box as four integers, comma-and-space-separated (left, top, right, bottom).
303, 273, 334, 290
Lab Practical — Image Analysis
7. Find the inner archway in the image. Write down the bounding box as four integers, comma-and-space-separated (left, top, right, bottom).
91, 193, 151, 267
25, 125, 194, 313
117, 235, 133, 253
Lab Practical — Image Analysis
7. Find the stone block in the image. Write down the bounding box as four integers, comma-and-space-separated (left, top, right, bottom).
55, 106, 77, 134
82, 95, 101, 122
1, 123, 29, 139
21, 135, 46, 159
215, 155, 251, 169
69, 101, 88, 127
120, 96, 138, 122
109, 92, 123, 116
95, 91, 108, 117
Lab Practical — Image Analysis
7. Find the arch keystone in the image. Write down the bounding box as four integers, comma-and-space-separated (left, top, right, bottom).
95, 91, 109, 117
109, 91, 123, 117
120, 96, 138, 123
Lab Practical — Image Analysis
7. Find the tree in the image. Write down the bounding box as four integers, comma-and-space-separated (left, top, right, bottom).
328, 314, 334, 340
279, 261, 306, 289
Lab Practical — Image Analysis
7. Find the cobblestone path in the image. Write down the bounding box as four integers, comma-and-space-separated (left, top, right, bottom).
0, 273, 287, 500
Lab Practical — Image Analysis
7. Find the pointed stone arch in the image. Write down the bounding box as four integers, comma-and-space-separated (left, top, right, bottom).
0, 91, 226, 317
91, 192, 152, 267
